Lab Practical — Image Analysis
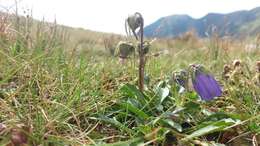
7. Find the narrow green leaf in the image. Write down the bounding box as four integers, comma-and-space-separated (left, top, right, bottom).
158, 87, 170, 104
120, 84, 144, 98
119, 102, 150, 120
96, 137, 144, 146
161, 119, 182, 132
183, 118, 240, 140
95, 116, 133, 135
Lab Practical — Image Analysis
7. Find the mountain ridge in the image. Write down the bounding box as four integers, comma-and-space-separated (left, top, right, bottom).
144, 7, 260, 38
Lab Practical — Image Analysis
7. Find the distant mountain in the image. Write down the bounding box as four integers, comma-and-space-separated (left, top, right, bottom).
144, 7, 260, 38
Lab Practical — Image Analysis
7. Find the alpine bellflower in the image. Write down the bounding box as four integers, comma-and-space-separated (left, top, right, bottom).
173, 70, 189, 93
191, 64, 222, 101
174, 70, 188, 88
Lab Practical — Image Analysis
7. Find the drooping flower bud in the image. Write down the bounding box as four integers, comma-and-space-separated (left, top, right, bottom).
138, 41, 150, 54
116, 41, 135, 59
191, 64, 222, 101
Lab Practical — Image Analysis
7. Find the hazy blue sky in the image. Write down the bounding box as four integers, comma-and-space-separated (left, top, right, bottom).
1, 0, 260, 34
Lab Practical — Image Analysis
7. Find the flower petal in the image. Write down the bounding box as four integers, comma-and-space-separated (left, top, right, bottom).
207, 75, 222, 97
196, 74, 214, 100
193, 72, 222, 101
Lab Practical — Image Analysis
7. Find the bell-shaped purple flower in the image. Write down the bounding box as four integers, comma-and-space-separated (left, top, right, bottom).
173, 70, 189, 88
191, 65, 222, 101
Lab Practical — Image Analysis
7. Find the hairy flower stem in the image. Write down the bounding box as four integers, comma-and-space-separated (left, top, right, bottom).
138, 15, 145, 91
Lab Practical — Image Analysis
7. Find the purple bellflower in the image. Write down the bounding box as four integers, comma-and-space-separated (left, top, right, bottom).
174, 70, 188, 88
191, 64, 222, 101
173, 70, 189, 93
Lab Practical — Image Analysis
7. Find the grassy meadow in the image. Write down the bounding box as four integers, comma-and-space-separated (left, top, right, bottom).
0, 11, 260, 146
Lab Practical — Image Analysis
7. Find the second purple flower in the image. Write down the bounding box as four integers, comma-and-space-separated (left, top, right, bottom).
191, 64, 222, 101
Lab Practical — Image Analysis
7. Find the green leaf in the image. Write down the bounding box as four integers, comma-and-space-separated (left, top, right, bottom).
120, 84, 144, 98
154, 81, 170, 104
200, 112, 241, 123
161, 119, 183, 132
182, 118, 241, 141
119, 102, 150, 120
158, 87, 170, 104
120, 84, 146, 104
186, 91, 199, 100
183, 101, 201, 114
134, 125, 153, 135
95, 115, 133, 135
95, 137, 144, 146
152, 117, 182, 132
